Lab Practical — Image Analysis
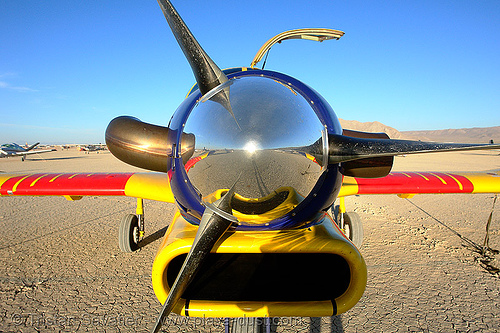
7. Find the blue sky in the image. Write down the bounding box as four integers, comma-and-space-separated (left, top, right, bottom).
1, 0, 499, 144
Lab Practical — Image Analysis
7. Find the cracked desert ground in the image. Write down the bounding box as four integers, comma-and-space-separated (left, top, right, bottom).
0, 149, 499, 332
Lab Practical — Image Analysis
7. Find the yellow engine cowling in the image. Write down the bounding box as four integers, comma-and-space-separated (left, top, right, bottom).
151, 212, 367, 318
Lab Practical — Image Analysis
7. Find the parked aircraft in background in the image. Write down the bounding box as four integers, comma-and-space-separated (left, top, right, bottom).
78, 144, 107, 153
0, 142, 56, 161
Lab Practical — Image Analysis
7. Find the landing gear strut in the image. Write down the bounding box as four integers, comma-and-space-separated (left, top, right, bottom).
118, 198, 145, 253
333, 197, 364, 248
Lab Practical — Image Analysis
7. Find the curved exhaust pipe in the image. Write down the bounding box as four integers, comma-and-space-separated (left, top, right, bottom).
105, 116, 194, 172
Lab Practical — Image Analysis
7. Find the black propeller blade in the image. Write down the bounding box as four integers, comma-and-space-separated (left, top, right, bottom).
156, 0, 228, 95
157, 0, 238, 127
306, 134, 500, 164
303, 133, 500, 178
151, 187, 237, 333
326, 134, 500, 164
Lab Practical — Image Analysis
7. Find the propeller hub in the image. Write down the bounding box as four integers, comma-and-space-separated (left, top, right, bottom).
169, 69, 343, 229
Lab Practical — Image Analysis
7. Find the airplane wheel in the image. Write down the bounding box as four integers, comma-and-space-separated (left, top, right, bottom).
119, 214, 139, 253
343, 212, 363, 247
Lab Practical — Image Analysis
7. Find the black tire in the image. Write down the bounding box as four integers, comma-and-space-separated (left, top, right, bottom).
119, 214, 139, 253
343, 212, 363, 247
229, 317, 267, 333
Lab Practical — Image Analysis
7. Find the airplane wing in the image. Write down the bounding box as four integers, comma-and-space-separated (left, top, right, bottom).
3, 170, 498, 202
10, 149, 56, 157
339, 170, 500, 197
0, 172, 175, 202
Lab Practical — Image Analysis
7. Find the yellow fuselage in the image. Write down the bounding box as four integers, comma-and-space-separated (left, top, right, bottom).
152, 212, 367, 318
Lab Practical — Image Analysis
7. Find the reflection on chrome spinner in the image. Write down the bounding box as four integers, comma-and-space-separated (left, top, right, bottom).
183, 76, 325, 203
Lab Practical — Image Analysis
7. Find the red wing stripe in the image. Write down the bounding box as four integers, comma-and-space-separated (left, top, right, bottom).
355, 172, 474, 194
0, 173, 134, 196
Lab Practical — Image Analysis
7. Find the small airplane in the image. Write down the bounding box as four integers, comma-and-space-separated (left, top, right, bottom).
78, 144, 107, 153
0, 1, 499, 332
0, 142, 56, 161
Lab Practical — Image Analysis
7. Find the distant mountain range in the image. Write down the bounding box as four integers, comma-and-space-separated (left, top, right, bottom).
339, 119, 500, 144
339, 119, 404, 139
